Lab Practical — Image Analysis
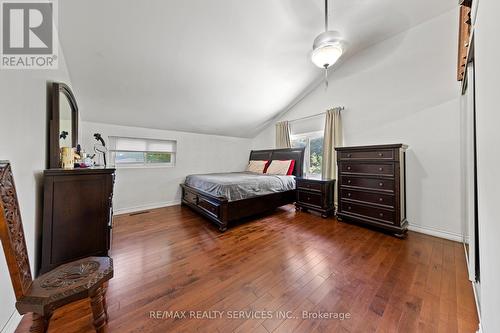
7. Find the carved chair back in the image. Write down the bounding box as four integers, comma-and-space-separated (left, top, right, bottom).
0, 161, 33, 300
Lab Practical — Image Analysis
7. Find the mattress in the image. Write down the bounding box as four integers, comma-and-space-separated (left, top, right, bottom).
184, 172, 296, 201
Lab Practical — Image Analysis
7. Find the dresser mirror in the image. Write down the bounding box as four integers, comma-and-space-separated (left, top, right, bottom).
49, 82, 79, 168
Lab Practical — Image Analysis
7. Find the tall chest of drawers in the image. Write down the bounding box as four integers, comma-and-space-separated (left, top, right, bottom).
335, 144, 408, 236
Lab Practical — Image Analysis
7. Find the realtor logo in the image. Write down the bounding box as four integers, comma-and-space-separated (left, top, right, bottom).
1, 0, 58, 69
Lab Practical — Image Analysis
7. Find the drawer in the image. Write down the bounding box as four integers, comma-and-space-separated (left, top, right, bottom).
340, 176, 394, 193
296, 180, 322, 192
340, 189, 395, 208
340, 163, 394, 177
183, 191, 198, 204
340, 201, 395, 224
339, 149, 394, 161
198, 198, 220, 217
297, 191, 323, 208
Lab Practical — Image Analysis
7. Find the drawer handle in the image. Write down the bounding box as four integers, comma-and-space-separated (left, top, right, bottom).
378, 182, 384, 187
379, 197, 383, 202
378, 167, 383, 171
347, 166, 352, 171
347, 193, 352, 197
378, 153, 384, 157
379, 213, 384, 217
347, 153, 352, 158
348, 206, 352, 210
347, 180, 352, 184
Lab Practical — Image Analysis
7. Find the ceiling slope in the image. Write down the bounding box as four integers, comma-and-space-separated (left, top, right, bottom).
59, 0, 456, 138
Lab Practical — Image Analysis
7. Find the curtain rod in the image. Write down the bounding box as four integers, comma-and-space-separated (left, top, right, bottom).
288, 106, 345, 123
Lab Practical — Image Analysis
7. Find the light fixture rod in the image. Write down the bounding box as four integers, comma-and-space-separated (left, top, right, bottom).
325, 0, 329, 31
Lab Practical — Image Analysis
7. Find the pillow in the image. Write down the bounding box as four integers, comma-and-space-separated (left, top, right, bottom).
265, 160, 295, 175
246, 160, 268, 173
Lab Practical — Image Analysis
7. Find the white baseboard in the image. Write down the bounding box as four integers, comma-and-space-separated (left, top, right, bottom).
463, 244, 482, 332
114, 203, 465, 243
472, 281, 482, 333
408, 223, 463, 242
1, 311, 21, 333
113, 200, 181, 216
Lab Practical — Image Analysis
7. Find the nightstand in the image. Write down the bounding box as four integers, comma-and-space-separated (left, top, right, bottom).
295, 177, 336, 218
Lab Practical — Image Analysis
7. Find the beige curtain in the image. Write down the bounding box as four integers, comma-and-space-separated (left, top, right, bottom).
275, 121, 292, 148
322, 108, 343, 207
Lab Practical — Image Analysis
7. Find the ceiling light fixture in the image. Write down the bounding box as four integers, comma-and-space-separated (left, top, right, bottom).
311, 0, 344, 87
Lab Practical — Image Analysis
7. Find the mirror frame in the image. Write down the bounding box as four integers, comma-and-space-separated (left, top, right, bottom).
48, 82, 79, 169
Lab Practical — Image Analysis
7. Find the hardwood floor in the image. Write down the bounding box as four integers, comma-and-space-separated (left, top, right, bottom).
16, 205, 479, 332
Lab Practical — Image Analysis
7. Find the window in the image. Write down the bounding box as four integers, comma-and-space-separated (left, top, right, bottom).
291, 131, 324, 178
109, 136, 176, 167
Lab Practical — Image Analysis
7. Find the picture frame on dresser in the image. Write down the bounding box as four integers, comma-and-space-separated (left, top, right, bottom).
335, 144, 408, 237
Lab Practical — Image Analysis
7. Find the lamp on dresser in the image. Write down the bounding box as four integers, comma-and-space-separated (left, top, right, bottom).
335, 144, 408, 237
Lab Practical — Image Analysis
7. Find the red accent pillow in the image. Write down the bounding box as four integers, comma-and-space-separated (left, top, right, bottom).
287, 160, 295, 175
263, 160, 272, 173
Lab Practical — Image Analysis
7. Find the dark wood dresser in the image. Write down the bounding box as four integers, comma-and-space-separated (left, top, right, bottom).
40, 167, 115, 274
295, 177, 335, 218
335, 144, 408, 236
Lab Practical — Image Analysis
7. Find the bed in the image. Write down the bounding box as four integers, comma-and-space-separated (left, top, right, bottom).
180, 148, 305, 231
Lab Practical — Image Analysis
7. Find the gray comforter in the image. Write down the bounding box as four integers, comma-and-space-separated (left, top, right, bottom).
184, 172, 296, 201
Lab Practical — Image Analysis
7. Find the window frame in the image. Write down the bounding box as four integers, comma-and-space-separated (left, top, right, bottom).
109, 137, 177, 169
291, 130, 324, 178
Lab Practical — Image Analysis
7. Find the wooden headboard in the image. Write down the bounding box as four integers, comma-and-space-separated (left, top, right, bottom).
249, 148, 306, 177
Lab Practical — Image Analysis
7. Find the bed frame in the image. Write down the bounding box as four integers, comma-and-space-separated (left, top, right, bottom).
180, 148, 305, 231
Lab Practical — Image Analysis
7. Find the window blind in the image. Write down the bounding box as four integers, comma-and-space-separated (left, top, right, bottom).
108, 136, 176, 152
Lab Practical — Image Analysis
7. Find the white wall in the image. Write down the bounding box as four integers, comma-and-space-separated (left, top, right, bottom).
0, 74, 251, 332
253, 9, 463, 240
0, 62, 72, 329
81, 122, 252, 214
475, 0, 500, 331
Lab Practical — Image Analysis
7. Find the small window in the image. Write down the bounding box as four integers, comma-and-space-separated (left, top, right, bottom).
109, 137, 176, 168
291, 131, 324, 178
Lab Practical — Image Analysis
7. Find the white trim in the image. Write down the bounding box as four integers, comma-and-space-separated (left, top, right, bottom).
113, 200, 181, 216
1, 311, 21, 333
463, 242, 475, 282
113, 164, 175, 169
109, 151, 176, 168
472, 281, 482, 333
471, 0, 479, 28
290, 130, 324, 138
463, 245, 482, 333
408, 223, 463, 242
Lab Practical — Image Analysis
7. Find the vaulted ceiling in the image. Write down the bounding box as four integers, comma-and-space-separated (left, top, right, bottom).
59, 0, 457, 138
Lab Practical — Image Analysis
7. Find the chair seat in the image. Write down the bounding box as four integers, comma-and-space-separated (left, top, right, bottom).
16, 257, 113, 316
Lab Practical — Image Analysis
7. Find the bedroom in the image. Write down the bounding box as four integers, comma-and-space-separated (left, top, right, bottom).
0, 0, 498, 332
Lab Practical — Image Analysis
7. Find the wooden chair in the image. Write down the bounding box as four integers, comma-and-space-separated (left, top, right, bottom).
0, 161, 113, 333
